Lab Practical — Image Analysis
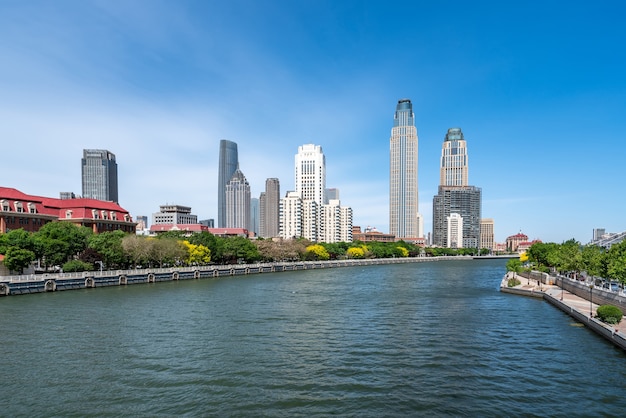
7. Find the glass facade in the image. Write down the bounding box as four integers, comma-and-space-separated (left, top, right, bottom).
218, 140, 239, 228
81, 149, 118, 203
432, 185, 482, 248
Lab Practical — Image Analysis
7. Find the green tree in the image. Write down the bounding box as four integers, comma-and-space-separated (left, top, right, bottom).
0, 228, 36, 253
606, 240, 626, 285
62, 260, 93, 272
321, 242, 348, 260
188, 232, 224, 263
34, 222, 91, 268
87, 230, 127, 269
506, 258, 522, 278
527, 242, 558, 269
558, 239, 583, 275
222, 236, 260, 264
581, 244, 606, 279
3, 247, 36, 274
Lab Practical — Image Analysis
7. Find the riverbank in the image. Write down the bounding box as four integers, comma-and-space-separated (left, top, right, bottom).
0, 255, 471, 297
500, 272, 626, 351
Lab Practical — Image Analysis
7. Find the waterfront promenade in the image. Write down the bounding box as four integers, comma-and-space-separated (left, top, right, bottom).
500, 272, 626, 351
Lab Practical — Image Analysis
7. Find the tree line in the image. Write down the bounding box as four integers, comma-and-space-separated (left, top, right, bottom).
507, 239, 626, 284
0, 222, 490, 274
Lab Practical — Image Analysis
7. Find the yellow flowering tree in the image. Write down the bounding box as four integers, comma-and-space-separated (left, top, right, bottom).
182, 240, 212, 265
519, 252, 529, 262
346, 246, 365, 259
396, 246, 409, 257
305, 244, 330, 261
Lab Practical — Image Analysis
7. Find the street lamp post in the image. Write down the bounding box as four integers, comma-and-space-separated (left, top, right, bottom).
589, 284, 594, 318
561, 276, 564, 301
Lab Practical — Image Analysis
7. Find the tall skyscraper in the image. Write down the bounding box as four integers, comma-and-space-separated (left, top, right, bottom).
295, 144, 326, 206
225, 167, 250, 230
281, 144, 351, 243
440, 128, 469, 187
259, 178, 280, 238
389, 99, 419, 240
433, 127, 482, 249
81, 149, 118, 202
218, 140, 239, 228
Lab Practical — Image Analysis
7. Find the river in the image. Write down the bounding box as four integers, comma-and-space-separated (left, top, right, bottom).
1, 259, 624, 416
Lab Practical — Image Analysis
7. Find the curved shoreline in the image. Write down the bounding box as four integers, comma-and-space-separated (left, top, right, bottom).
0, 255, 471, 297
500, 272, 626, 352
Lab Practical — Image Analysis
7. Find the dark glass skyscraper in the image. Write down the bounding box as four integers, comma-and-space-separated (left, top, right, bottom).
218, 140, 238, 228
81, 149, 118, 203
432, 185, 482, 248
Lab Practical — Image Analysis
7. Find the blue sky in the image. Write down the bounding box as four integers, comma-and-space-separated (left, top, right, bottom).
1, 0, 625, 244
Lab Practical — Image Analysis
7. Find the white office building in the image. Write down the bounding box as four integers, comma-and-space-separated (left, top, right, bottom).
447, 213, 463, 249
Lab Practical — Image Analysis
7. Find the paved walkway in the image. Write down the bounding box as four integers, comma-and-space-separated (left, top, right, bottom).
503, 273, 626, 335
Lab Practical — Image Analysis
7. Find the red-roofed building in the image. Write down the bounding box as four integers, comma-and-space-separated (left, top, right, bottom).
148, 224, 249, 238
208, 228, 249, 238
506, 232, 529, 252
352, 226, 396, 243
517, 239, 542, 253
150, 223, 209, 235
0, 187, 136, 234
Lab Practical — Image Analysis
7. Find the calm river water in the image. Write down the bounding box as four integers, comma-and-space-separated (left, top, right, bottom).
1, 259, 625, 417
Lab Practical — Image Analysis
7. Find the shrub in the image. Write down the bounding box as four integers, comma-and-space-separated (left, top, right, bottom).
62, 260, 93, 272
596, 305, 623, 324
507, 278, 521, 287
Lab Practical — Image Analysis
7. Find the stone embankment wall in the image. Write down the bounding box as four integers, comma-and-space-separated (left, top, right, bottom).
501, 272, 626, 352
517, 271, 626, 313
0, 256, 468, 297
543, 293, 626, 351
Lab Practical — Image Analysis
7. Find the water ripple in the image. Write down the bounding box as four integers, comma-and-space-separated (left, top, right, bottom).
1, 259, 625, 416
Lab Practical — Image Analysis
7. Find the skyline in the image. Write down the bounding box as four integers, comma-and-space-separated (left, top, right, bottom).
1, 1, 625, 243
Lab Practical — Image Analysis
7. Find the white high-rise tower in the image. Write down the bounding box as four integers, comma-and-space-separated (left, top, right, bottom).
295, 144, 326, 206
389, 99, 419, 240
440, 128, 469, 187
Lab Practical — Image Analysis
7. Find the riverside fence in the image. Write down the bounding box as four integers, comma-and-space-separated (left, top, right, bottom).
0, 256, 469, 297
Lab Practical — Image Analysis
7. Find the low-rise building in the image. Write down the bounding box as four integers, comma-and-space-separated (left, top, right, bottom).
352, 226, 395, 243
0, 186, 135, 234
